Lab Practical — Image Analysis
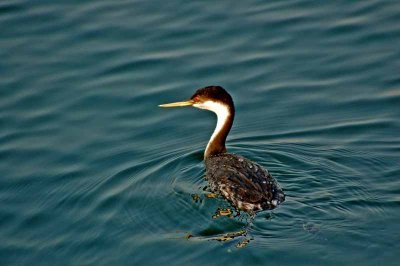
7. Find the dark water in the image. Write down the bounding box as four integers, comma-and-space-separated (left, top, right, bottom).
1, 0, 400, 265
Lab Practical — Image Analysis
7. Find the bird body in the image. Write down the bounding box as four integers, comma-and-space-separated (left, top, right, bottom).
159, 86, 285, 213
206, 153, 285, 212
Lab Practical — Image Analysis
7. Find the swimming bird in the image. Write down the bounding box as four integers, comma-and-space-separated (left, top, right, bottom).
159, 86, 285, 213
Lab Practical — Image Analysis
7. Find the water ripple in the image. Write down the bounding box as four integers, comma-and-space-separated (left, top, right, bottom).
1, 0, 400, 265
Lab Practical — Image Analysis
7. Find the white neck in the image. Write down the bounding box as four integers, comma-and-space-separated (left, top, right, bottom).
193, 101, 231, 158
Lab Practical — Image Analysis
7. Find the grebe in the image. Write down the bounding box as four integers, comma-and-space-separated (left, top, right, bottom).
159, 86, 285, 213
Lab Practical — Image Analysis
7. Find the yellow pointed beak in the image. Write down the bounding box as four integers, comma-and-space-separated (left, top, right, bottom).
158, 100, 194, 107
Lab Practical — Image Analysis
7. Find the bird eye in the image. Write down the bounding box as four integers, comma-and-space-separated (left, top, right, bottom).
193, 96, 200, 102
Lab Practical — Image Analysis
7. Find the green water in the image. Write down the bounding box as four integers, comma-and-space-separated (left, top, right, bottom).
1, 1, 399, 265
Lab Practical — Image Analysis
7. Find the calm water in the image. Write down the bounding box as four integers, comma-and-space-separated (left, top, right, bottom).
1, 0, 400, 265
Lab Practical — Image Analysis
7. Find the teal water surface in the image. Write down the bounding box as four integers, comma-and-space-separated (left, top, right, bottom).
1, 0, 400, 265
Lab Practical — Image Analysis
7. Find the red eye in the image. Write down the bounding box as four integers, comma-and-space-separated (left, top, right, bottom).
193, 96, 200, 102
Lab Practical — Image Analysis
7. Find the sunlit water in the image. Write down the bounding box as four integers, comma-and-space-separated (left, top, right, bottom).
1, 1, 399, 265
